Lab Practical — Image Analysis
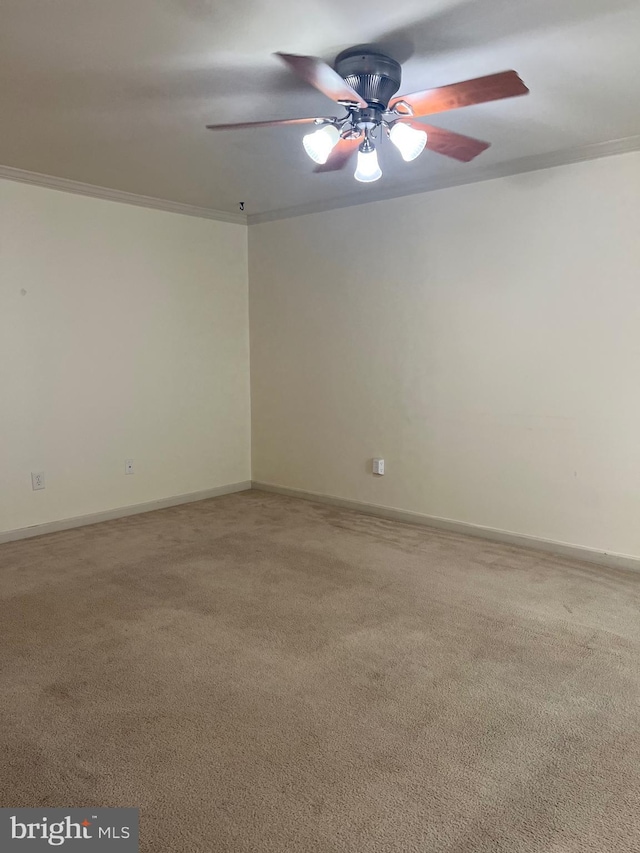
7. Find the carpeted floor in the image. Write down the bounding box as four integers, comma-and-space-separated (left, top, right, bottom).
1, 490, 640, 852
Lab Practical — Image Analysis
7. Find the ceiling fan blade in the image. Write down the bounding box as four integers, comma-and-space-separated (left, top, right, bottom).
206, 117, 329, 131
400, 120, 490, 162
275, 52, 368, 108
390, 70, 529, 118
314, 137, 360, 173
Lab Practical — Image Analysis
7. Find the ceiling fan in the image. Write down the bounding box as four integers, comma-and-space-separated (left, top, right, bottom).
206, 47, 529, 183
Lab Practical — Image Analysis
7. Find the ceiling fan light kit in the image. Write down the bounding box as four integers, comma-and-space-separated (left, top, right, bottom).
389, 122, 428, 162
354, 138, 382, 183
206, 46, 529, 183
302, 123, 341, 164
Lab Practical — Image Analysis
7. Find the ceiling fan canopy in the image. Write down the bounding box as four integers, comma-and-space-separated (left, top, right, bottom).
333, 46, 402, 109
206, 46, 529, 183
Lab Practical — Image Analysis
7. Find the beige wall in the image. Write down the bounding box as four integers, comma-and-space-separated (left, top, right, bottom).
4, 153, 640, 556
249, 151, 640, 559
1, 180, 250, 534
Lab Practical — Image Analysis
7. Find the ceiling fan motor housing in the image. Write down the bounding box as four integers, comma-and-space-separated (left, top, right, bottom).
335, 47, 402, 110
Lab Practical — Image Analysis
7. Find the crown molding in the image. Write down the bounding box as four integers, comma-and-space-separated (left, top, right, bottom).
0, 164, 247, 225
247, 134, 640, 225
4, 134, 639, 228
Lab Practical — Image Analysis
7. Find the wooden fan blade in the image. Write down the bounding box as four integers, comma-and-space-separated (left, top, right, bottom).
400, 120, 490, 162
206, 117, 328, 131
314, 137, 360, 173
275, 52, 368, 108
390, 70, 529, 117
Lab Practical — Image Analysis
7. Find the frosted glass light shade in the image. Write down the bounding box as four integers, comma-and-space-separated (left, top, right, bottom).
302, 124, 340, 164
354, 147, 382, 183
389, 122, 427, 161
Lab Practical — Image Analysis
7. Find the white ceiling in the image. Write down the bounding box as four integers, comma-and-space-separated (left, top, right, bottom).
2, 0, 640, 220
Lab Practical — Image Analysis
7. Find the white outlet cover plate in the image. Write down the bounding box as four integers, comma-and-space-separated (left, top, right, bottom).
31, 471, 45, 490
125, 459, 134, 474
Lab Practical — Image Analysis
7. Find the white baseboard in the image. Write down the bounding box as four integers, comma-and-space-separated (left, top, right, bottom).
252, 481, 640, 572
0, 481, 252, 545
6, 479, 638, 572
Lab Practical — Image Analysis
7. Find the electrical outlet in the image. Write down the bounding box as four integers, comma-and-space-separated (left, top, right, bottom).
125, 459, 134, 475
31, 471, 45, 490
372, 458, 385, 476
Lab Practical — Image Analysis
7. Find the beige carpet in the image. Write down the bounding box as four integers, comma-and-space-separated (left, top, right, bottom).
1, 490, 640, 852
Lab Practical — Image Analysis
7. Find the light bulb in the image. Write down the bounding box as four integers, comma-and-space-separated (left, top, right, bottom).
389, 122, 427, 162
354, 143, 382, 183
302, 124, 340, 164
